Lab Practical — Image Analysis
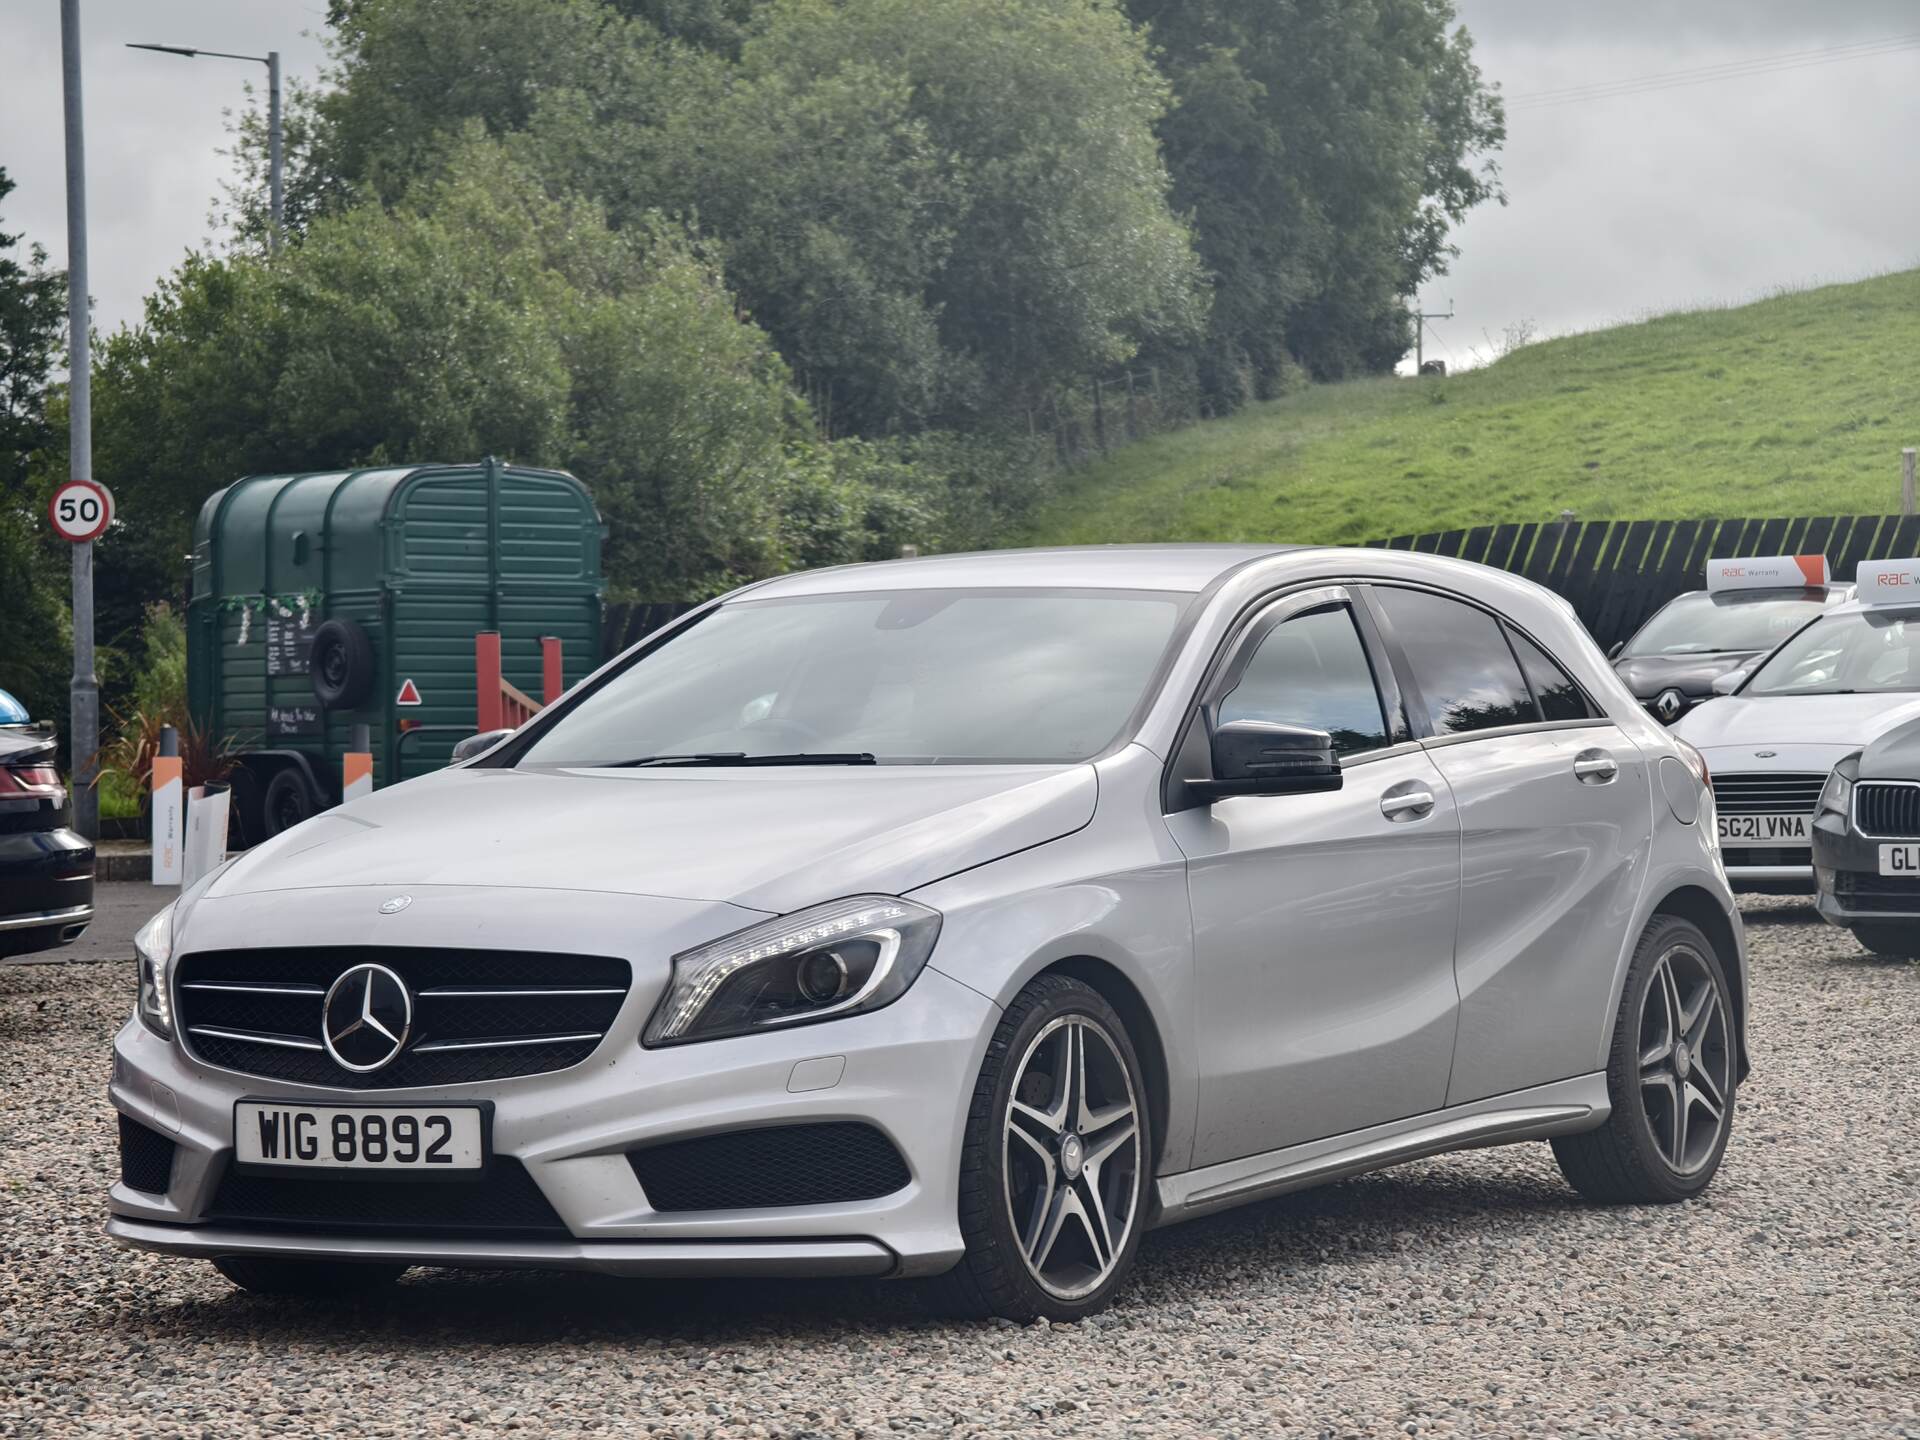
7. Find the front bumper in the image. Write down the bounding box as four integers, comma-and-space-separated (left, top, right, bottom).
107, 887, 997, 1279
1811, 812, 1920, 924
0, 828, 94, 945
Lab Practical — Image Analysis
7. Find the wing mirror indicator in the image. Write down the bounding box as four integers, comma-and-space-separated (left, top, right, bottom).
450, 728, 516, 764
1189, 717, 1343, 803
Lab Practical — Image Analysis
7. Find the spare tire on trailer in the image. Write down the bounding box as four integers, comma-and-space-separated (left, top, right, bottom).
309, 618, 375, 709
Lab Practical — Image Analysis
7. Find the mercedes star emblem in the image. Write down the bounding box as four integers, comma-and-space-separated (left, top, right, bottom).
1654, 688, 1685, 722
321, 963, 414, 1073
379, 895, 413, 915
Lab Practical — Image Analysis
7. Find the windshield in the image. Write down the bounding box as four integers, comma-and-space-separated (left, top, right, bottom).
518, 588, 1189, 767
1624, 591, 1830, 657
1745, 609, 1920, 696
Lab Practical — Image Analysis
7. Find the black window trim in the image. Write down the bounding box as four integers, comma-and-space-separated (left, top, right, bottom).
1161, 581, 1412, 812
1357, 581, 1610, 747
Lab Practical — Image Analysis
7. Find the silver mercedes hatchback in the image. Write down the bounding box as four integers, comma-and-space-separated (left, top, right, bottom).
109, 546, 1746, 1320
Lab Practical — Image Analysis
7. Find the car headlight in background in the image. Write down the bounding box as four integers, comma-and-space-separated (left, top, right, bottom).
134, 901, 177, 1038
644, 895, 942, 1046
1819, 755, 1860, 820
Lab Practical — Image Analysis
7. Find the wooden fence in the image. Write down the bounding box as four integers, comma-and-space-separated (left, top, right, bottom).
1364, 514, 1920, 651
602, 514, 1916, 662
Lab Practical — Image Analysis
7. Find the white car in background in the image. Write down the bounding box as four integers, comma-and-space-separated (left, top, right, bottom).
1676, 561, 1920, 892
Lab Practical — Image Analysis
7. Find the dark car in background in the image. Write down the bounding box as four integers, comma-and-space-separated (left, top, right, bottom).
1611, 555, 1848, 724
1814, 713, 1920, 957
0, 692, 95, 958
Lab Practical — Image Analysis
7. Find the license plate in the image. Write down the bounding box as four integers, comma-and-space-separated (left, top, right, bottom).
234, 1101, 485, 1172
1716, 812, 1809, 843
1880, 844, 1920, 876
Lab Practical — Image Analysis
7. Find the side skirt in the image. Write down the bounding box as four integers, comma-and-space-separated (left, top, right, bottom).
1153, 1072, 1608, 1226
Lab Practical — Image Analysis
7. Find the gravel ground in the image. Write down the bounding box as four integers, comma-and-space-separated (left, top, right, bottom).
3, 891, 1917, 1438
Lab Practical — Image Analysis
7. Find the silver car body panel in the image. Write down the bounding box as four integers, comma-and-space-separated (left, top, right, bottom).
108, 544, 1743, 1279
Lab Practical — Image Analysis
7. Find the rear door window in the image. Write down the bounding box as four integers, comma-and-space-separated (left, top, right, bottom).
1372, 588, 1537, 736
1507, 628, 1598, 721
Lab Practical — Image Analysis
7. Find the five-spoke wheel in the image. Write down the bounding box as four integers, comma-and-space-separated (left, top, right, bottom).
1635, 943, 1732, 1176
937, 974, 1152, 1320
1554, 914, 1738, 1203
1003, 1015, 1142, 1301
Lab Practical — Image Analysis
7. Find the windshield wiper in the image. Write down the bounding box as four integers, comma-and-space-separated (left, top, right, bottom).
609, 751, 878, 769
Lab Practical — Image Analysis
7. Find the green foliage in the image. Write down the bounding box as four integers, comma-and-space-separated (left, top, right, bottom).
86, 137, 947, 601
1022, 272, 1920, 547
0, 166, 67, 498
1128, 0, 1504, 401
0, 168, 73, 727
0, 508, 69, 726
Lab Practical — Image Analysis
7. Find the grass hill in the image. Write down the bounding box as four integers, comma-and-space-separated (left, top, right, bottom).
1020, 269, 1920, 548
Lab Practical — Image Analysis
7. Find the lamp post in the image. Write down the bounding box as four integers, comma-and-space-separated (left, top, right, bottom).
61, 0, 97, 841
127, 42, 282, 252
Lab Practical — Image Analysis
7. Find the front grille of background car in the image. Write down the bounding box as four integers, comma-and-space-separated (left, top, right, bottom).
1833, 872, 1920, 913
174, 947, 631, 1088
627, 1123, 912, 1212
1710, 772, 1827, 815
1852, 783, 1920, 838
117, 1114, 177, 1195
207, 1157, 570, 1236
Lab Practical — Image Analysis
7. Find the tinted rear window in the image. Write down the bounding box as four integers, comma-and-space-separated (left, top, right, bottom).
1373, 588, 1536, 735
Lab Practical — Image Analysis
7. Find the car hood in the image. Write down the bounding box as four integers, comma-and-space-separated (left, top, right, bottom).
1857, 713, 1920, 779
1612, 652, 1755, 699
209, 761, 1098, 913
1674, 692, 1920, 758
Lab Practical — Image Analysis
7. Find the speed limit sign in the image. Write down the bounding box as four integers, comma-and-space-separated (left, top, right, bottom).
47, 479, 114, 543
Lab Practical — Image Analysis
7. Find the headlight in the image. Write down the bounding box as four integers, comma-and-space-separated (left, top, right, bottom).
1820, 763, 1857, 818
134, 901, 178, 1038
643, 895, 942, 1046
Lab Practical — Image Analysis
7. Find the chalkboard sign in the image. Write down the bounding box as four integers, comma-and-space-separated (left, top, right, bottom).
266, 610, 318, 677
267, 703, 322, 738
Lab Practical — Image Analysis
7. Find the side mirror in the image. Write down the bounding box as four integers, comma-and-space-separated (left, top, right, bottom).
1190, 719, 1343, 802
1711, 666, 1753, 696
450, 728, 515, 764
1607, 640, 1626, 661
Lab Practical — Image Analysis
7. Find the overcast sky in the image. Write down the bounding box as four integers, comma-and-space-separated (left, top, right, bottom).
2, 0, 1917, 362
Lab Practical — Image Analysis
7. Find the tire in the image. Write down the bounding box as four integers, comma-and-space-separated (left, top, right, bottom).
261, 767, 317, 838
1552, 915, 1737, 1204
1848, 922, 1920, 958
929, 974, 1152, 1322
212, 1256, 407, 1297
309, 618, 375, 710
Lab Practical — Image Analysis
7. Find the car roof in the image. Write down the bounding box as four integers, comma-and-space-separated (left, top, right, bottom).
742, 544, 1307, 598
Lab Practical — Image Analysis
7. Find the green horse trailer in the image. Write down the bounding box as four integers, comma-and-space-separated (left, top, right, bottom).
188, 459, 604, 840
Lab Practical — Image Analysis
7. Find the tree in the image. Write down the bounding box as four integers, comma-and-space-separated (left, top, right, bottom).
0, 166, 67, 498
87, 138, 889, 601
1129, 0, 1504, 399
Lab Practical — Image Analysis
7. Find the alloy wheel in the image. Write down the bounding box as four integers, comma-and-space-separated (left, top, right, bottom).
1637, 944, 1733, 1175
1002, 1015, 1141, 1301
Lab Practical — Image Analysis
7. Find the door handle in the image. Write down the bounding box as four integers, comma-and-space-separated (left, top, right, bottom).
1380, 787, 1436, 821
1573, 749, 1619, 785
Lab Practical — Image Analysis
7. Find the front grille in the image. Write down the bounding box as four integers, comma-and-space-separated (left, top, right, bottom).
1722, 845, 1811, 868
174, 947, 631, 1088
1854, 782, 1920, 838
628, 1123, 912, 1212
207, 1157, 569, 1236
1834, 871, 1920, 913
118, 1114, 176, 1195
1711, 771, 1826, 815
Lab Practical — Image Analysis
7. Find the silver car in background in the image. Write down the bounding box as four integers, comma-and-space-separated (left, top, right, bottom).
109, 546, 1746, 1320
